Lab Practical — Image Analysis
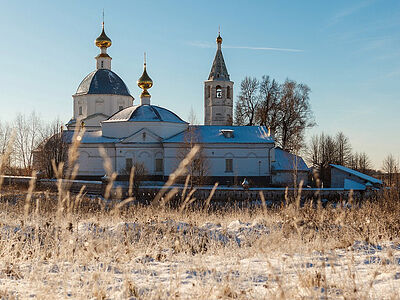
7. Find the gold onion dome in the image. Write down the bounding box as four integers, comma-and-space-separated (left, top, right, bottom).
95, 23, 112, 48
137, 63, 153, 96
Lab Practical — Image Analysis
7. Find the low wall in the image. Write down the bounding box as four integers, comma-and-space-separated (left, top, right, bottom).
0, 176, 378, 203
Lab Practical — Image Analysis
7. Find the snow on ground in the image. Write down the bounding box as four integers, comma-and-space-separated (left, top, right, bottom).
1, 220, 399, 298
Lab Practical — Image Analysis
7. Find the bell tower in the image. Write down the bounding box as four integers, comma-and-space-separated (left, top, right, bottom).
204, 32, 234, 125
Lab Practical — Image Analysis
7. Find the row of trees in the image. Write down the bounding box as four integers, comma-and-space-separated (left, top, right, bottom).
0, 112, 64, 176
306, 131, 399, 187
306, 132, 372, 185
234, 76, 315, 151
234, 75, 398, 187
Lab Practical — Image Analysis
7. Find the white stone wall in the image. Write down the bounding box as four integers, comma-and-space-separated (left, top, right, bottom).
76, 145, 116, 176
77, 143, 165, 177
272, 171, 309, 187
73, 94, 133, 124
115, 145, 164, 175
96, 48, 112, 70
204, 80, 233, 125
164, 143, 273, 177
331, 167, 368, 188
75, 141, 274, 179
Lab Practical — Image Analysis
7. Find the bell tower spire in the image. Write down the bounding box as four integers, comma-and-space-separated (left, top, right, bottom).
94, 13, 112, 70
204, 30, 234, 125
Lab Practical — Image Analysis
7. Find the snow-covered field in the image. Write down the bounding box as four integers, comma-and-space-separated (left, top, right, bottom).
0, 190, 400, 299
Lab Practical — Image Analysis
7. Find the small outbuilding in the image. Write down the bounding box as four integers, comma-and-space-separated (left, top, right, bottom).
330, 164, 382, 190
271, 147, 309, 187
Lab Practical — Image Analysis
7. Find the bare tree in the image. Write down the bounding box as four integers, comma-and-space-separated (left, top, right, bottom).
334, 132, 352, 166
236, 75, 315, 152
234, 101, 245, 126
121, 161, 148, 196
188, 106, 199, 125
0, 121, 15, 174
382, 154, 399, 186
33, 120, 68, 178
348, 152, 359, 170
276, 79, 314, 151
256, 75, 280, 132
357, 152, 372, 174
176, 126, 209, 186
14, 112, 43, 172
307, 132, 348, 186
234, 77, 259, 126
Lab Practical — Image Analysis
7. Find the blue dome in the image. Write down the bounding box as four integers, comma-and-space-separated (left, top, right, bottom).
75, 69, 131, 96
107, 105, 187, 124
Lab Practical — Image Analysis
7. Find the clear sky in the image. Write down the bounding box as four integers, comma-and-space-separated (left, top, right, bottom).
0, 0, 399, 169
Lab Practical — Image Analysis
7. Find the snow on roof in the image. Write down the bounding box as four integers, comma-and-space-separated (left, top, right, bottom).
330, 164, 383, 185
63, 130, 119, 144
105, 105, 187, 124
272, 148, 309, 171
163, 125, 274, 144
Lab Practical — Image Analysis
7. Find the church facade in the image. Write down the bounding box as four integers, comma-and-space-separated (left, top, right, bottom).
65, 24, 307, 186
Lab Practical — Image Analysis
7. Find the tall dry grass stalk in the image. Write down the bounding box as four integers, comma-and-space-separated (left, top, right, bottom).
23, 170, 36, 220
152, 145, 200, 206
204, 182, 219, 211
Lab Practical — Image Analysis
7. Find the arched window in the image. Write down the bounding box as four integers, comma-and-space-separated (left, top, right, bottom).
216, 86, 222, 98
79, 106, 82, 115
207, 86, 211, 98
227, 86, 231, 99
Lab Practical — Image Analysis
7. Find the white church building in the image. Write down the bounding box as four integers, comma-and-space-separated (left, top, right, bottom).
65, 24, 308, 186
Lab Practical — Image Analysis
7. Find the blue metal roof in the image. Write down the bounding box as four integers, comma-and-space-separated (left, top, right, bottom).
164, 125, 274, 144
273, 147, 309, 171
75, 69, 131, 96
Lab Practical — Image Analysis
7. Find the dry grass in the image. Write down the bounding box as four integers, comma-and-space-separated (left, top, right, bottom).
0, 135, 400, 299
0, 187, 399, 299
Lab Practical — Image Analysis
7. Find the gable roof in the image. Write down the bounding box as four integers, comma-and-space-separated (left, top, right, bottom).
330, 164, 382, 185
273, 147, 309, 171
63, 130, 119, 144
120, 128, 162, 144
163, 125, 274, 144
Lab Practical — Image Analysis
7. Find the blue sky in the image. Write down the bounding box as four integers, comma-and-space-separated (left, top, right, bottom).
0, 0, 399, 168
